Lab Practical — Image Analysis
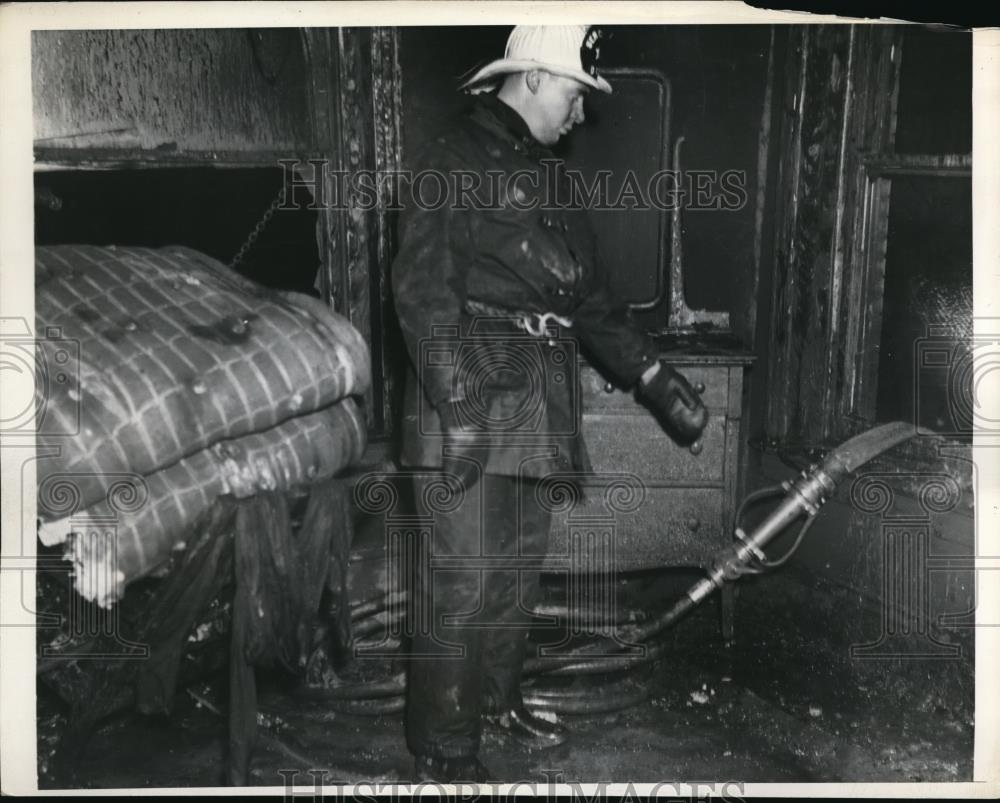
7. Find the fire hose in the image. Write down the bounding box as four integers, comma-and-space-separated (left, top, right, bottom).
306, 421, 917, 714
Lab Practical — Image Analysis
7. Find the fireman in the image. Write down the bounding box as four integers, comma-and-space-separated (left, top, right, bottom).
392, 25, 708, 782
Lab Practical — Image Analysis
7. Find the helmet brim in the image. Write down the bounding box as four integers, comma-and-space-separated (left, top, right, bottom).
459, 58, 613, 95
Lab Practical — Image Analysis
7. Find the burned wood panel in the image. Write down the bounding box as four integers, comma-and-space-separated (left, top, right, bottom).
766, 25, 902, 442
783, 25, 851, 442
836, 27, 904, 425
749, 26, 777, 355
336, 27, 403, 436
371, 28, 405, 437
32, 29, 312, 153
765, 26, 811, 440
307, 27, 403, 435
301, 28, 344, 319
337, 28, 375, 428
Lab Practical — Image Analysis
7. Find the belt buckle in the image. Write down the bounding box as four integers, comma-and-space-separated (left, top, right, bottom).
521, 311, 573, 337
521, 313, 546, 337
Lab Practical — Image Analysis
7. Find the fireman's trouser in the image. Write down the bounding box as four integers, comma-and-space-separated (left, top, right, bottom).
406, 472, 552, 759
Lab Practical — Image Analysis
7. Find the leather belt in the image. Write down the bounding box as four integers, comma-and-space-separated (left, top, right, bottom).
465, 299, 573, 336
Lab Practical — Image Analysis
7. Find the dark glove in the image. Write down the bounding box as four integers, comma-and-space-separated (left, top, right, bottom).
638, 363, 708, 443
437, 400, 486, 491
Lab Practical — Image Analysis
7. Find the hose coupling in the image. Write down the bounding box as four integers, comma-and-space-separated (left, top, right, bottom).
786, 466, 837, 517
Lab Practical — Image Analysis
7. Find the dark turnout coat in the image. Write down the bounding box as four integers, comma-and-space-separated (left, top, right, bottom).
392, 94, 659, 478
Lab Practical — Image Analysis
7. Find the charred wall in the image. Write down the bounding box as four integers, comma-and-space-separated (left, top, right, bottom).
33, 28, 312, 153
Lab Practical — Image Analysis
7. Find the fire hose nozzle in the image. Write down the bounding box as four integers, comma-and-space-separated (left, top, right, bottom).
596, 423, 919, 651
694, 422, 917, 599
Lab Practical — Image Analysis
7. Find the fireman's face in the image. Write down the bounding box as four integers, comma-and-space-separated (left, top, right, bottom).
529, 72, 588, 145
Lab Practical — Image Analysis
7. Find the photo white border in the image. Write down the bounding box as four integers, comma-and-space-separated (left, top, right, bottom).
1, 1, 997, 797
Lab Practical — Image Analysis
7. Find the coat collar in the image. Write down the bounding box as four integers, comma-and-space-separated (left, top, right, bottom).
469, 94, 553, 161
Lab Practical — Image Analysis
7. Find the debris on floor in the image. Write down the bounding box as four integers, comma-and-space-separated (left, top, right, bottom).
39, 571, 973, 787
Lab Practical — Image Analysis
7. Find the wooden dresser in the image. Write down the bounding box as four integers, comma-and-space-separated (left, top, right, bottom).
541, 338, 754, 640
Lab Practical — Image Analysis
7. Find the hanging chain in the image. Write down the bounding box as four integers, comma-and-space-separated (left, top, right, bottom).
228, 182, 289, 270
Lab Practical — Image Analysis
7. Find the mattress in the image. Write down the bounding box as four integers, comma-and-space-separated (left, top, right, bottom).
34, 245, 371, 606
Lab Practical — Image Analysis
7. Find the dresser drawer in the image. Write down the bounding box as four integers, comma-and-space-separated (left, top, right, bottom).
581, 412, 726, 483
542, 486, 727, 572
580, 363, 731, 414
